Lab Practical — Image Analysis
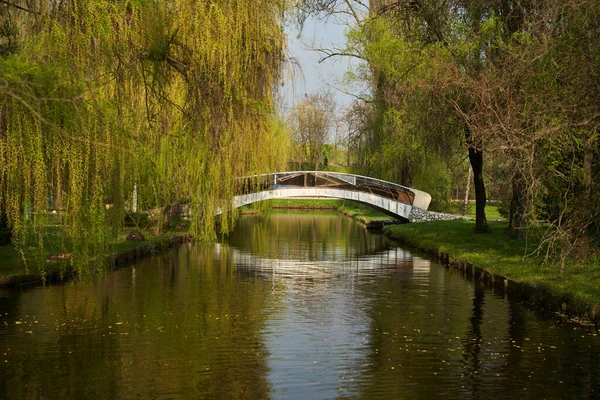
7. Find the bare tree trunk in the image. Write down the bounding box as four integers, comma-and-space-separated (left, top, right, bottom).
463, 166, 472, 216
468, 147, 488, 233
401, 162, 412, 187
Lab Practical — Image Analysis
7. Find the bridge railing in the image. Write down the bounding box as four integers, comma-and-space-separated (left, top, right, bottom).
236, 171, 416, 205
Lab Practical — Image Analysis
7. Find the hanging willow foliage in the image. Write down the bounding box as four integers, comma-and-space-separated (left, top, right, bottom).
0, 0, 290, 278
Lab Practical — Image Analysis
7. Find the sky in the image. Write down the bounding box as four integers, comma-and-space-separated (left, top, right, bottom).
280, 17, 360, 113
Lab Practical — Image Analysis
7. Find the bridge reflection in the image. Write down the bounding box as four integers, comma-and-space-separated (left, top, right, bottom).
214, 244, 431, 282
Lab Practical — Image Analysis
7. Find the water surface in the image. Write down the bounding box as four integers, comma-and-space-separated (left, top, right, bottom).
1, 211, 599, 399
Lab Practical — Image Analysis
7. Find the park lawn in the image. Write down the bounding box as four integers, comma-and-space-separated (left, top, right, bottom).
320, 165, 358, 174
463, 204, 504, 220
385, 220, 600, 308
0, 227, 68, 276
0, 245, 26, 276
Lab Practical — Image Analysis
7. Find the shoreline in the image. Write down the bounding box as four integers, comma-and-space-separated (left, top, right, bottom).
0, 233, 190, 288
5, 200, 595, 327
383, 221, 600, 325
0, 199, 391, 288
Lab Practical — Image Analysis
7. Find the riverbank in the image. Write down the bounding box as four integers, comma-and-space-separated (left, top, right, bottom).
385, 219, 600, 323
0, 232, 190, 287
1, 199, 383, 286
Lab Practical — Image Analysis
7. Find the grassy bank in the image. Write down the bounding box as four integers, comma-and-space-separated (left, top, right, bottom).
255, 198, 344, 209
337, 201, 396, 223
0, 230, 188, 279
385, 220, 600, 316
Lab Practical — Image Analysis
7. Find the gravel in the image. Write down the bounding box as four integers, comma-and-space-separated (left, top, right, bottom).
408, 207, 473, 223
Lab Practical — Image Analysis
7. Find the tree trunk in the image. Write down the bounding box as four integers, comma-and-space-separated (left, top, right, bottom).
162, 203, 180, 231
132, 183, 138, 213
401, 162, 412, 187
508, 174, 526, 240
468, 147, 488, 233
463, 166, 472, 215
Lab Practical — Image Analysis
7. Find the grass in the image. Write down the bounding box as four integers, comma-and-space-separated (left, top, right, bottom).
0, 245, 23, 276
257, 198, 344, 209
320, 165, 357, 174
385, 219, 600, 310
463, 204, 504, 220
337, 200, 394, 222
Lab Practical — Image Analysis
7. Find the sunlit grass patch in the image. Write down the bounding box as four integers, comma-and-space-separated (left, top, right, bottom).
337, 201, 393, 222
463, 204, 504, 220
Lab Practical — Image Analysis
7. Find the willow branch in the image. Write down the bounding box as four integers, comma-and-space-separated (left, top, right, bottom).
4, 88, 132, 153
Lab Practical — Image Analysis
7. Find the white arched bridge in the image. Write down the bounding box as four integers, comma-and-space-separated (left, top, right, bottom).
234, 171, 431, 221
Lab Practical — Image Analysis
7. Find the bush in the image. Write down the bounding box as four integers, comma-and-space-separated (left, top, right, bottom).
124, 212, 150, 228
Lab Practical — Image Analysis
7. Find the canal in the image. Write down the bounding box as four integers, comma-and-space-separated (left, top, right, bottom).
1, 211, 599, 398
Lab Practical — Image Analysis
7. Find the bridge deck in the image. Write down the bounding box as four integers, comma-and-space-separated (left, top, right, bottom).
234, 171, 431, 220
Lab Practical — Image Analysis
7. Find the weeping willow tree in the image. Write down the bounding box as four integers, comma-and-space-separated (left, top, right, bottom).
0, 0, 290, 277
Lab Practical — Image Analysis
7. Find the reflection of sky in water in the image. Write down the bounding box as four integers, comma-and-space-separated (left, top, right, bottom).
264, 283, 371, 398
219, 238, 432, 398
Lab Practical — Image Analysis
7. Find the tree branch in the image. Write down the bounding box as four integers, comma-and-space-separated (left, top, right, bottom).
314, 47, 364, 63
326, 83, 372, 103
0, 0, 40, 14
344, 0, 362, 25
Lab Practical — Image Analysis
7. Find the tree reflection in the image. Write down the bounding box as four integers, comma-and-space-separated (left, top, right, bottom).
1, 245, 274, 399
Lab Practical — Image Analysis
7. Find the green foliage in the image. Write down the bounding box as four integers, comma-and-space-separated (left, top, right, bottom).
0, 18, 19, 56
343, 14, 463, 204
304, 0, 600, 267
413, 155, 453, 212
0, 0, 290, 278
123, 212, 151, 229
0, 213, 10, 245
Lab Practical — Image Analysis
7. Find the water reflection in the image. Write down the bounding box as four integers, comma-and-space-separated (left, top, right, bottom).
228, 211, 389, 261
1, 211, 600, 399
0, 244, 274, 399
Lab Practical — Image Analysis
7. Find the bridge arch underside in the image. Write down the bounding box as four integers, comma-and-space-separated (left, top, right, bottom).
234, 188, 413, 221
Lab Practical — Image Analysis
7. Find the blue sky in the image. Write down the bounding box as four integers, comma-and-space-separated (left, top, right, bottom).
280, 17, 359, 112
